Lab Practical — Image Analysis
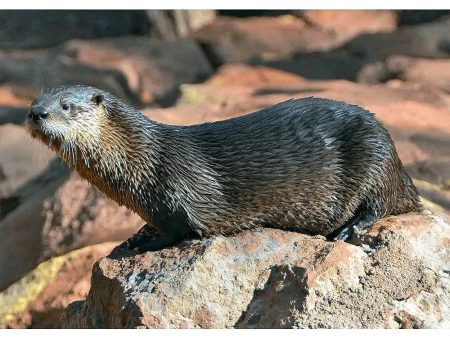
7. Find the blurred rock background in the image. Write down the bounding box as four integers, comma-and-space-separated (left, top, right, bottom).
0, 10, 449, 328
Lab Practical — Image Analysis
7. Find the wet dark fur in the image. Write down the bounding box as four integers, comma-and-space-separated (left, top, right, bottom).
26, 86, 421, 251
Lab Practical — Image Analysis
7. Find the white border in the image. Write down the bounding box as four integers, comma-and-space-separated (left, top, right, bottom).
0, 1, 449, 335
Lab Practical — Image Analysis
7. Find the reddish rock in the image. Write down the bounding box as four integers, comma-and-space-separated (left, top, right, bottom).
302, 10, 397, 38
0, 84, 36, 124
251, 11, 396, 81
192, 11, 397, 67
144, 64, 307, 125
191, 14, 393, 66
0, 84, 35, 107
62, 37, 213, 105
59, 211, 450, 328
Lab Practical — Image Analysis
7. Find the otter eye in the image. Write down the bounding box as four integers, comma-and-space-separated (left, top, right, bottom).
62, 103, 70, 111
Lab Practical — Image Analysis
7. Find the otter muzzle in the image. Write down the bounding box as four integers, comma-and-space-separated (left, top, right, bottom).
28, 106, 49, 123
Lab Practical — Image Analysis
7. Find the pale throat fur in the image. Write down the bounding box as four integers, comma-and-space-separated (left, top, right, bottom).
57, 110, 223, 228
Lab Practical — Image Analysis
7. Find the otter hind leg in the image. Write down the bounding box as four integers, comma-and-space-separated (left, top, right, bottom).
327, 207, 378, 242
126, 222, 199, 253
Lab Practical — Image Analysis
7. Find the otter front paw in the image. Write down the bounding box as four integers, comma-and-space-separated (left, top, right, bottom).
126, 224, 161, 252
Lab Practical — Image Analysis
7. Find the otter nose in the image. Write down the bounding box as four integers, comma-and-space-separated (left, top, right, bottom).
28, 106, 49, 122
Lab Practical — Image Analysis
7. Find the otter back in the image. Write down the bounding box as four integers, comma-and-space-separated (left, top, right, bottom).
176, 97, 420, 238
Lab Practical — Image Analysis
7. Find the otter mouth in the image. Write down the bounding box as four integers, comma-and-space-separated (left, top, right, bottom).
26, 119, 80, 168
25, 120, 63, 151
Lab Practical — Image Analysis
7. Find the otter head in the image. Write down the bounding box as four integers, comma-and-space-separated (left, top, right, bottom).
25, 85, 108, 165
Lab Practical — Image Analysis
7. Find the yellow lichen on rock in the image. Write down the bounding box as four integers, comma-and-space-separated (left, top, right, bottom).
0, 247, 90, 327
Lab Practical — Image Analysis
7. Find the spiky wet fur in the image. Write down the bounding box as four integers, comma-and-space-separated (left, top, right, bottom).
26, 85, 421, 242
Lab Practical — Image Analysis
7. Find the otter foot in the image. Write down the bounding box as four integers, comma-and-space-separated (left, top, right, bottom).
125, 223, 194, 253
330, 213, 378, 242
126, 224, 161, 252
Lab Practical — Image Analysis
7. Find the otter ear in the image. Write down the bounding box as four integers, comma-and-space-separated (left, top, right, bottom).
91, 93, 104, 105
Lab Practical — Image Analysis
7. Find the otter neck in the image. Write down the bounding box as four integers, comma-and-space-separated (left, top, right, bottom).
67, 118, 219, 226
69, 117, 167, 222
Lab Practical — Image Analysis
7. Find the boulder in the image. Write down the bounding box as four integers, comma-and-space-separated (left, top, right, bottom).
191, 13, 395, 66
0, 49, 136, 105
342, 16, 450, 62
254, 50, 366, 81
59, 211, 450, 328
0, 11, 150, 49
62, 37, 213, 105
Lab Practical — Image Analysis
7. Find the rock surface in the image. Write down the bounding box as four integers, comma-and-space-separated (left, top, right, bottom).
59, 211, 450, 328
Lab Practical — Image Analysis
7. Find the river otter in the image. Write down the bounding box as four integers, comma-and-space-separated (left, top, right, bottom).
25, 85, 421, 252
